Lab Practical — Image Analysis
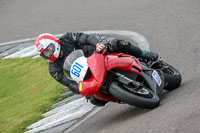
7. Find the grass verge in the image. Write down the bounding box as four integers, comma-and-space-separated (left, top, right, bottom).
0, 57, 66, 133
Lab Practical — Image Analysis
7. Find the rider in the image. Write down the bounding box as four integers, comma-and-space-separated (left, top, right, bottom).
34, 32, 158, 106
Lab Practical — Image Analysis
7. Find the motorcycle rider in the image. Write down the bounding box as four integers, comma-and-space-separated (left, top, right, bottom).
34, 32, 158, 106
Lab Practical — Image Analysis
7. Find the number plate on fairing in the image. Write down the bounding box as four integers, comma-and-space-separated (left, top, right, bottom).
70, 56, 88, 83
152, 70, 162, 86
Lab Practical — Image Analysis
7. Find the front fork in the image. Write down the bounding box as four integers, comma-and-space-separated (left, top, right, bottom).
113, 72, 143, 91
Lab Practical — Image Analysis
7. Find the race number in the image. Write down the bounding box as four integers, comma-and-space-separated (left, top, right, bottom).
71, 62, 83, 77
152, 70, 162, 86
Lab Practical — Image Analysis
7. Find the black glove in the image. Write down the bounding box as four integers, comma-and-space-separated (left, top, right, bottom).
143, 51, 159, 61
68, 81, 80, 94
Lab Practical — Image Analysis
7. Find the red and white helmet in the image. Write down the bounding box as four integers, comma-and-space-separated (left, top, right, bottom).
34, 33, 61, 62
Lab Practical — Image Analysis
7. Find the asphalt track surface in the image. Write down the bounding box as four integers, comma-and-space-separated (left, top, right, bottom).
1, 0, 200, 133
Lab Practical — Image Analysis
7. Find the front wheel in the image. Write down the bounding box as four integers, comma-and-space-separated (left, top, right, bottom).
109, 82, 160, 109
162, 63, 182, 90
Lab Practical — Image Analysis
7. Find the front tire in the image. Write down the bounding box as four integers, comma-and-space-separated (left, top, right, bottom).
109, 82, 160, 109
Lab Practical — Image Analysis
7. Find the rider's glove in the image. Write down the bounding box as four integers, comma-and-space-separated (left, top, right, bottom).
142, 51, 159, 61
96, 42, 106, 51
68, 81, 80, 94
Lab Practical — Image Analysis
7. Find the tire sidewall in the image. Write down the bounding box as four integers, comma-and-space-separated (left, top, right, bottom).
109, 82, 160, 109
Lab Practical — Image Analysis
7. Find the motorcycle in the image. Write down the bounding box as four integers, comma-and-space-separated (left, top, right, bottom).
63, 48, 181, 109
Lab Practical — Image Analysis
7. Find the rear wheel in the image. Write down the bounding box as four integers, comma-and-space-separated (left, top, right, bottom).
162, 63, 182, 90
109, 82, 160, 109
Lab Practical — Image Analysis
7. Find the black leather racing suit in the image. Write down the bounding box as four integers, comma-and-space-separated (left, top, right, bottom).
49, 32, 145, 94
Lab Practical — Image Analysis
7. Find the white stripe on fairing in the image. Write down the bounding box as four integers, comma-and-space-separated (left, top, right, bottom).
2, 30, 150, 58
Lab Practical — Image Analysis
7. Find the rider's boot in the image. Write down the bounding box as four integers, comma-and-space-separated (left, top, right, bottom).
141, 51, 159, 61
108, 39, 159, 61
126, 42, 159, 61
89, 96, 108, 107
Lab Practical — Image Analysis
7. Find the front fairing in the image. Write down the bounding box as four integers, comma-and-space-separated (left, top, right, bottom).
79, 54, 106, 97
141, 69, 165, 95
79, 53, 143, 97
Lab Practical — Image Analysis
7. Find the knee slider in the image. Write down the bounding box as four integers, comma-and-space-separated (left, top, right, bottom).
116, 39, 131, 50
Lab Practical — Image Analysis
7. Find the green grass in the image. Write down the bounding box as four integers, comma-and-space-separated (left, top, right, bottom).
0, 57, 66, 133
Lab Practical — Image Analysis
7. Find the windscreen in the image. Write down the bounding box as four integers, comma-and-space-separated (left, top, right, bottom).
63, 49, 85, 71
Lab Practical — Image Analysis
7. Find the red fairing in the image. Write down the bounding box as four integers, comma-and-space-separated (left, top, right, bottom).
78, 53, 142, 98
105, 53, 142, 74
79, 54, 106, 97
94, 92, 119, 103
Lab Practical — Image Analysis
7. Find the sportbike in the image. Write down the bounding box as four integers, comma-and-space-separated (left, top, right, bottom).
64, 48, 181, 109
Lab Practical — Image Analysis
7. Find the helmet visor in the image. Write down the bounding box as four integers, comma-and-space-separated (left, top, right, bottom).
40, 43, 55, 60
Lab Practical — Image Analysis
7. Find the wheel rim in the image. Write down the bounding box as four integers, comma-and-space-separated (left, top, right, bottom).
122, 84, 155, 99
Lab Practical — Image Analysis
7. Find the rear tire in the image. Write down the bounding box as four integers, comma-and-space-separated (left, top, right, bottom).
162, 63, 182, 90
109, 82, 160, 109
